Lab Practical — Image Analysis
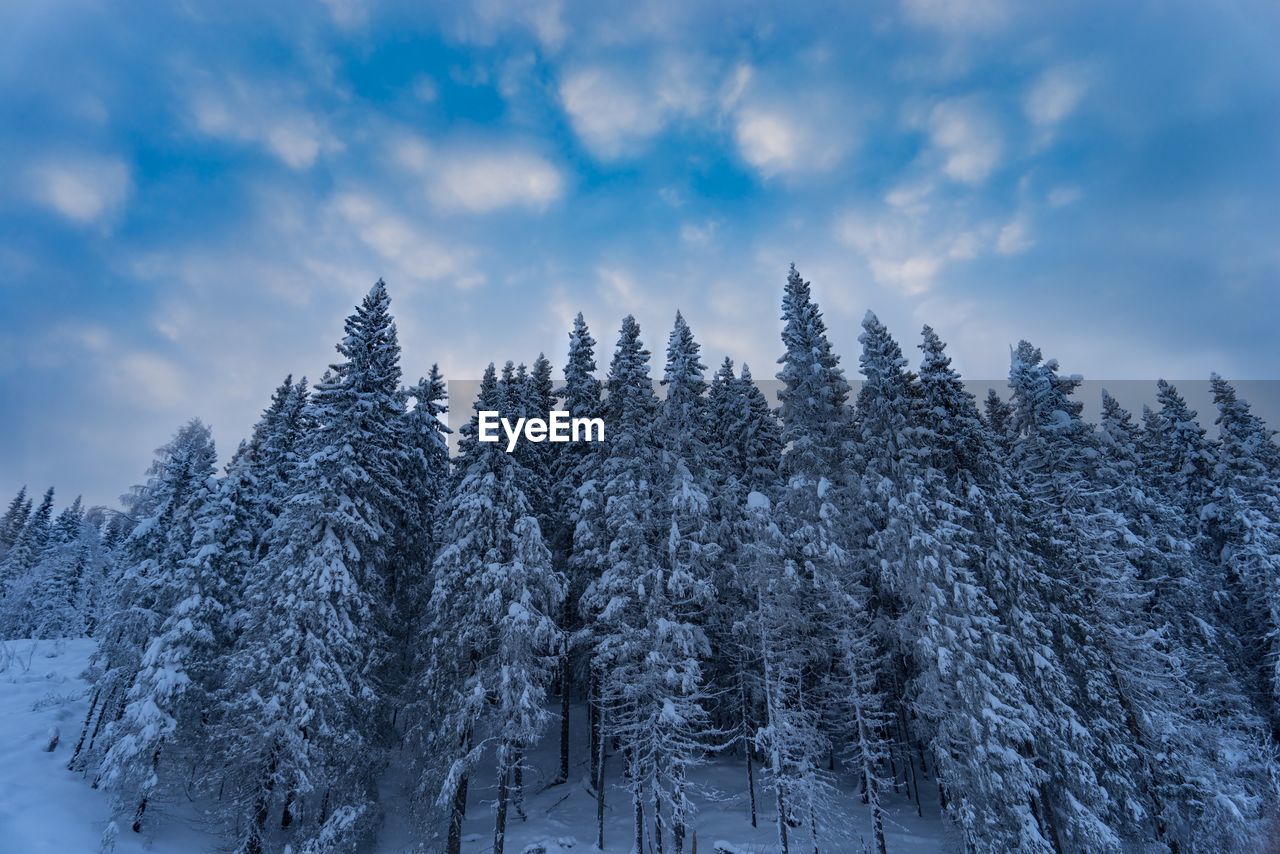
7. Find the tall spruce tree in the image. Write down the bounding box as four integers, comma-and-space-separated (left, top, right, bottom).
75, 420, 216, 792
0, 485, 31, 559
770, 267, 872, 851
579, 315, 678, 853
1207, 375, 1280, 737
420, 365, 563, 854
218, 281, 406, 853
553, 313, 603, 786
650, 312, 718, 853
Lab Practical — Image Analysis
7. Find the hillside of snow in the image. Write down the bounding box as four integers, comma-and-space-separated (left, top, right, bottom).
0, 639, 949, 853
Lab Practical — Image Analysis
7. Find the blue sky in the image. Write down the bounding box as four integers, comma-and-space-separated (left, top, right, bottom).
1, 0, 1278, 507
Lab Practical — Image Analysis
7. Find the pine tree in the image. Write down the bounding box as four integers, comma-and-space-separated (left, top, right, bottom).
414, 363, 564, 854
650, 312, 718, 852
739, 490, 837, 854
29, 496, 90, 638
704, 357, 783, 829
981, 389, 1014, 453
552, 314, 603, 787
580, 314, 685, 853
1003, 342, 1264, 850
393, 366, 451, 678
0, 486, 54, 607
218, 281, 406, 853
1097, 389, 1271, 848
416, 362, 500, 854
770, 267, 867, 851
98, 468, 225, 833
908, 327, 1056, 851
1207, 374, 1280, 737
0, 485, 31, 558
76, 421, 216, 790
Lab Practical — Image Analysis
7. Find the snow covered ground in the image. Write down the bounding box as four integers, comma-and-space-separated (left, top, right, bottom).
433, 703, 951, 854
1, 639, 949, 853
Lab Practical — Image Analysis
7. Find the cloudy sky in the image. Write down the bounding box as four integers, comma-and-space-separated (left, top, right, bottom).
1, 0, 1278, 506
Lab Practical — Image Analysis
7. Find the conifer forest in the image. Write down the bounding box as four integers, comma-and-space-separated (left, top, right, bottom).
2, 268, 1278, 853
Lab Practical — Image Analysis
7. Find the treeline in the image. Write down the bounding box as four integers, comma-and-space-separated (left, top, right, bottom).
2, 268, 1278, 853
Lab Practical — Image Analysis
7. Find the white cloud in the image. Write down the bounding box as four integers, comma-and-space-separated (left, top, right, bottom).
28, 156, 131, 225
189, 78, 338, 170
901, 0, 1011, 33
446, 0, 567, 52
836, 206, 1000, 295
559, 67, 668, 158
884, 179, 934, 213
680, 220, 718, 246
726, 67, 853, 179
1048, 185, 1082, 208
391, 134, 565, 213
926, 97, 1003, 184
429, 150, 564, 213
320, 0, 368, 29
330, 193, 479, 287
1025, 66, 1090, 128
996, 215, 1033, 255
558, 60, 711, 159
598, 266, 640, 305
115, 352, 187, 410
734, 108, 804, 176
57, 324, 187, 411
411, 75, 439, 103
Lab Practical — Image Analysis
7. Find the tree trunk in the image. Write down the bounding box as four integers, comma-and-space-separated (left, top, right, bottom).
868, 773, 886, 854
740, 675, 757, 828
131, 746, 162, 833
244, 751, 278, 854
633, 778, 646, 854
514, 749, 526, 821
595, 702, 606, 852
494, 751, 510, 854
281, 789, 296, 828
589, 672, 600, 786
1036, 782, 1063, 854
1109, 664, 1178, 854
653, 786, 665, 854
557, 626, 572, 784
447, 728, 472, 854
776, 787, 790, 854
68, 687, 100, 769
673, 764, 687, 854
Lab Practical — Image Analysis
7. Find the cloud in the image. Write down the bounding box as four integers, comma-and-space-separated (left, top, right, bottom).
445, 0, 567, 52
188, 78, 338, 170
391, 134, 565, 213
558, 60, 711, 159
28, 156, 131, 225
900, 0, 1011, 33
680, 220, 717, 246
114, 352, 187, 410
725, 66, 854, 179
1048, 185, 1081, 208
320, 0, 368, 29
996, 215, 1033, 255
55, 324, 186, 411
329, 192, 480, 287
428, 150, 564, 213
1025, 65, 1091, 147
925, 97, 1003, 184
559, 67, 668, 158
836, 189, 1013, 295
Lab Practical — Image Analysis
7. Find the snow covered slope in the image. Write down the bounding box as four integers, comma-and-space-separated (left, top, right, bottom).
0, 639, 949, 853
